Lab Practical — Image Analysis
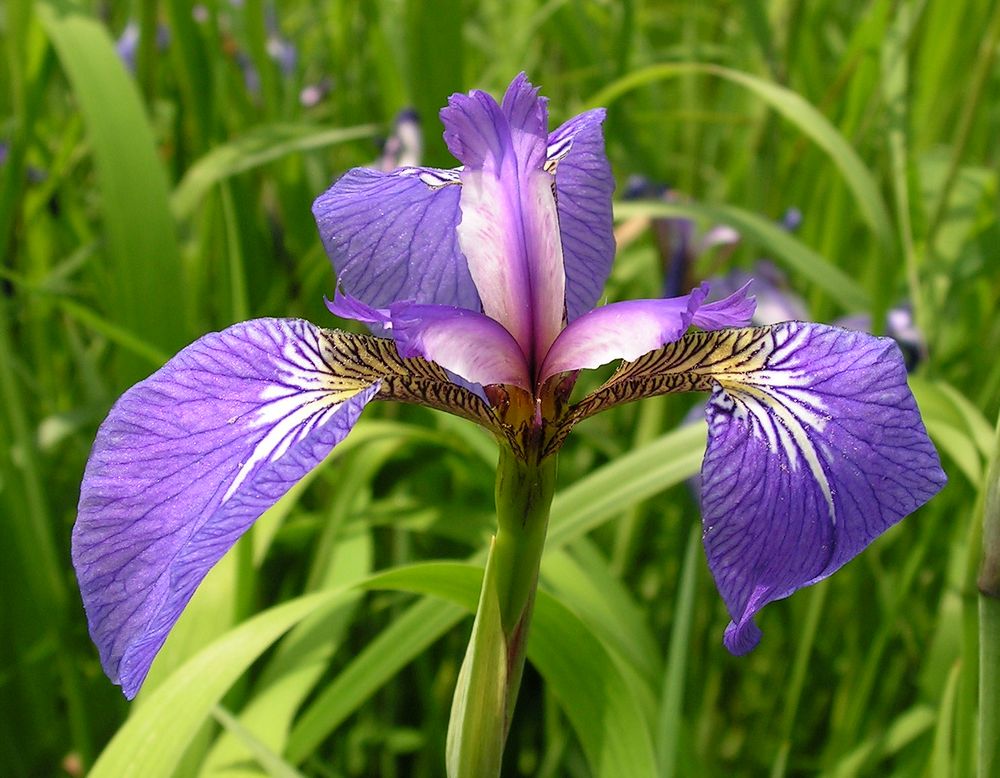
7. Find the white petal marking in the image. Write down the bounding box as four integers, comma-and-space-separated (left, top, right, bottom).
221, 327, 367, 503
708, 326, 836, 524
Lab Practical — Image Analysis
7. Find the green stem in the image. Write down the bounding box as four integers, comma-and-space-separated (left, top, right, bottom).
492, 445, 557, 634
491, 445, 557, 737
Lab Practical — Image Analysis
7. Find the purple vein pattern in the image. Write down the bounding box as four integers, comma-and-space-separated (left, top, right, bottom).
73, 319, 378, 697
700, 322, 946, 653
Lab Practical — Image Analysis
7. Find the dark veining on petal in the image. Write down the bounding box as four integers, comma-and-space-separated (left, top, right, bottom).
318, 329, 502, 431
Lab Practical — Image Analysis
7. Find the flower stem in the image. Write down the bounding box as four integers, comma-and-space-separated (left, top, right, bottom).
492, 445, 557, 634
446, 444, 557, 778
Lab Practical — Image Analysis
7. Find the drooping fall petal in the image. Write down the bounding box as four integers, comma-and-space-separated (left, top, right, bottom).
564, 322, 946, 653
698, 324, 945, 651
73, 319, 382, 697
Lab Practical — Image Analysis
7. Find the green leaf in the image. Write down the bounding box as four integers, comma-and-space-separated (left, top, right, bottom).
614, 200, 870, 312
36, 0, 189, 379
910, 376, 991, 484
543, 542, 662, 691
210, 706, 307, 778
656, 525, 700, 778
199, 532, 372, 778
446, 540, 507, 778
356, 563, 660, 778
531, 580, 659, 777
171, 123, 379, 220
88, 592, 348, 778
590, 63, 895, 250
287, 425, 706, 763
548, 422, 706, 548
284, 597, 467, 763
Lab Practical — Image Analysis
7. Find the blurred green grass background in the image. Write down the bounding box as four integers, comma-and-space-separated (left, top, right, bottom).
2, 0, 998, 775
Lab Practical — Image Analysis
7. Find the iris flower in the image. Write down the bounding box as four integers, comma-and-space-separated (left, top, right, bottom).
73, 74, 945, 700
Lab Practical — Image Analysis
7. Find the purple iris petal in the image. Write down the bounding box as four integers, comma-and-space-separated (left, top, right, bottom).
692, 282, 756, 330
311, 75, 616, 352
539, 284, 714, 383
72, 319, 378, 698
443, 74, 565, 365
699, 322, 946, 653
326, 287, 393, 329
312, 166, 477, 321
329, 289, 531, 389
390, 303, 532, 389
709, 262, 808, 326
547, 109, 617, 322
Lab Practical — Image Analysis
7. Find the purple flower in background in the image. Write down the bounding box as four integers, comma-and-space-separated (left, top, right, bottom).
265, 8, 296, 76
299, 78, 331, 108
115, 22, 140, 72
73, 74, 945, 698
115, 20, 170, 73
374, 109, 423, 171
622, 178, 741, 297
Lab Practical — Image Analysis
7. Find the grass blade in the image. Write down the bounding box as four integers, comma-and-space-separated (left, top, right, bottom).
37, 0, 189, 380
589, 63, 895, 250
171, 123, 379, 219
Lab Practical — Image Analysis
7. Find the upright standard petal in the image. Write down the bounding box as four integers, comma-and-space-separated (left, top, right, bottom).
546, 109, 616, 322
73, 319, 381, 697
443, 75, 566, 366
565, 323, 945, 653
312, 166, 479, 319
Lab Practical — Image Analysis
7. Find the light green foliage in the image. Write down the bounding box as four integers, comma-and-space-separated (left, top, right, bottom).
1, 0, 997, 775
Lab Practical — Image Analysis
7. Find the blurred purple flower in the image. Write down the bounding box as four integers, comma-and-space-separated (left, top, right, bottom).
115, 20, 170, 74
837, 305, 924, 372
265, 9, 296, 77
299, 79, 331, 108
374, 109, 423, 171
115, 22, 140, 72
623, 178, 740, 296
73, 74, 944, 699
781, 206, 803, 232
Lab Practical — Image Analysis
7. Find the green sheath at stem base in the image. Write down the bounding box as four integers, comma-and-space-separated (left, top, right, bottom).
446, 445, 557, 778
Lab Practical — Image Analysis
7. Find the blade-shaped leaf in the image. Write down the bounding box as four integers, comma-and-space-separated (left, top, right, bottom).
172, 123, 379, 220
590, 63, 894, 250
